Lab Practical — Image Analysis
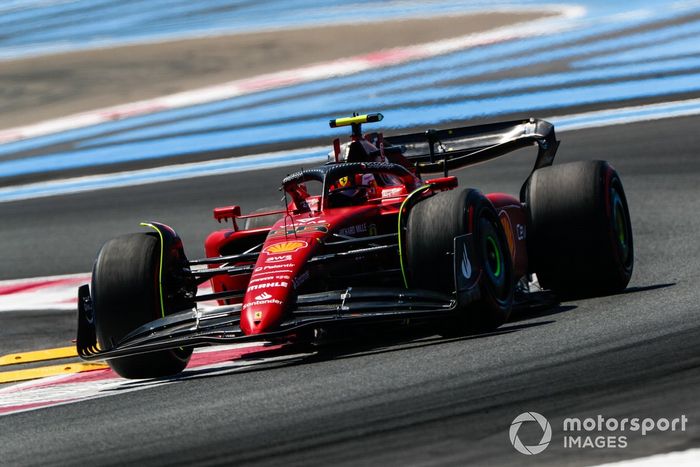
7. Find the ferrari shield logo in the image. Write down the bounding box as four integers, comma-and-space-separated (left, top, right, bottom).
338, 176, 349, 187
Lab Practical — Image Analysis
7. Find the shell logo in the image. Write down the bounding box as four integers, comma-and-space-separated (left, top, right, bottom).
264, 240, 308, 255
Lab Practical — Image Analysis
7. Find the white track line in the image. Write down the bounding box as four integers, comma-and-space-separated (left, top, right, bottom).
0, 6, 582, 145
0, 146, 329, 203
1, 97, 699, 204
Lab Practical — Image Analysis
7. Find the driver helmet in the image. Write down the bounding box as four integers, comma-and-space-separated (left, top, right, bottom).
327, 173, 377, 207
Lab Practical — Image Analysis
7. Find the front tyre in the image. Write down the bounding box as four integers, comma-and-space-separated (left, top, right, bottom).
406, 188, 514, 332
525, 160, 634, 298
92, 233, 192, 378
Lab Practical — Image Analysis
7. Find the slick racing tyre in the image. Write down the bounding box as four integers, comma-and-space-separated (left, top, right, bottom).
406, 188, 514, 332
92, 233, 192, 378
524, 160, 634, 298
244, 206, 283, 230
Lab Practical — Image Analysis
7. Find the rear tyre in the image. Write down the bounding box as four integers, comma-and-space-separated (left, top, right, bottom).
524, 160, 633, 298
406, 188, 514, 332
244, 206, 283, 230
92, 233, 192, 379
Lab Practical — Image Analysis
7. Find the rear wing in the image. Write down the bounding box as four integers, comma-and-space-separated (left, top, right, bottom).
384, 118, 559, 179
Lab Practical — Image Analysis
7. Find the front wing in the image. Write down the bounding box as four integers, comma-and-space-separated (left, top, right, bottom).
77, 286, 458, 361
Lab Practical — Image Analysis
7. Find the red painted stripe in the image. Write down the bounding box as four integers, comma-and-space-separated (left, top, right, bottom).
10, 344, 272, 392
189, 344, 275, 366
0, 273, 215, 312
0, 400, 69, 415
0, 277, 86, 295
362, 49, 417, 64
0, 345, 287, 416
0, 7, 580, 146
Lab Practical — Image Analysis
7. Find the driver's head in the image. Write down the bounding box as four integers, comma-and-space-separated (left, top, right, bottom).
327, 174, 369, 207
327, 186, 368, 208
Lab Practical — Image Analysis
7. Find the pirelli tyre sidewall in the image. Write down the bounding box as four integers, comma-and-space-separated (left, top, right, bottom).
525, 160, 634, 298
406, 187, 513, 332
92, 232, 192, 379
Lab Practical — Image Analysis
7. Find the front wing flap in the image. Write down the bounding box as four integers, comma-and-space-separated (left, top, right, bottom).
77, 286, 457, 362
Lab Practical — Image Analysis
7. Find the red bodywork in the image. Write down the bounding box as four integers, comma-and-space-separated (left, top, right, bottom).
75, 116, 569, 371
204, 162, 530, 336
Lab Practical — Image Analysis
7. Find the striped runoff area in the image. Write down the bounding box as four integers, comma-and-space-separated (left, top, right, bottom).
0, 3, 581, 146
0, 272, 216, 312
2, 99, 700, 203
2, 1, 700, 185
0, 344, 310, 416
0, 0, 578, 60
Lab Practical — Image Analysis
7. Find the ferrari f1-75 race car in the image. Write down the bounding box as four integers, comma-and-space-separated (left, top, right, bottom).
76, 113, 634, 379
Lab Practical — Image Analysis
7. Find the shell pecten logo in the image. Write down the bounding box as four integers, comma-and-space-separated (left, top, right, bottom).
264, 240, 308, 255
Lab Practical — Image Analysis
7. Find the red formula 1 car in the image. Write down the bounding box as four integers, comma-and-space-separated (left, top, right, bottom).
77, 113, 634, 378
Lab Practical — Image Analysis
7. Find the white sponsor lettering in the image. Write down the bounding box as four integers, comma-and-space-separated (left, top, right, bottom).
338, 223, 367, 237
254, 264, 294, 273
265, 254, 292, 264
254, 292, 272, 300
263, 263, 294, 270
382, 187, 404, 197
247, 281, 288, 291
252, 270, 294, 279
250, 273, 292, 284
243, 298, 283, 309
249, 276, 270, 284
296, 217, 326, 224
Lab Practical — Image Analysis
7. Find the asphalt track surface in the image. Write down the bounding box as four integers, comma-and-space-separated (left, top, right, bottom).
1, 115, 699, 465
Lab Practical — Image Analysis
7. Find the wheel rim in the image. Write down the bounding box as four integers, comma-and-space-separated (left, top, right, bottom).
479, 217, 507, 296
611, 186, 631, 267
486, 235, 502, 279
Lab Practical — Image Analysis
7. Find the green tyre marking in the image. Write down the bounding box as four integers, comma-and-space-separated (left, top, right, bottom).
486, 235, 502, 278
